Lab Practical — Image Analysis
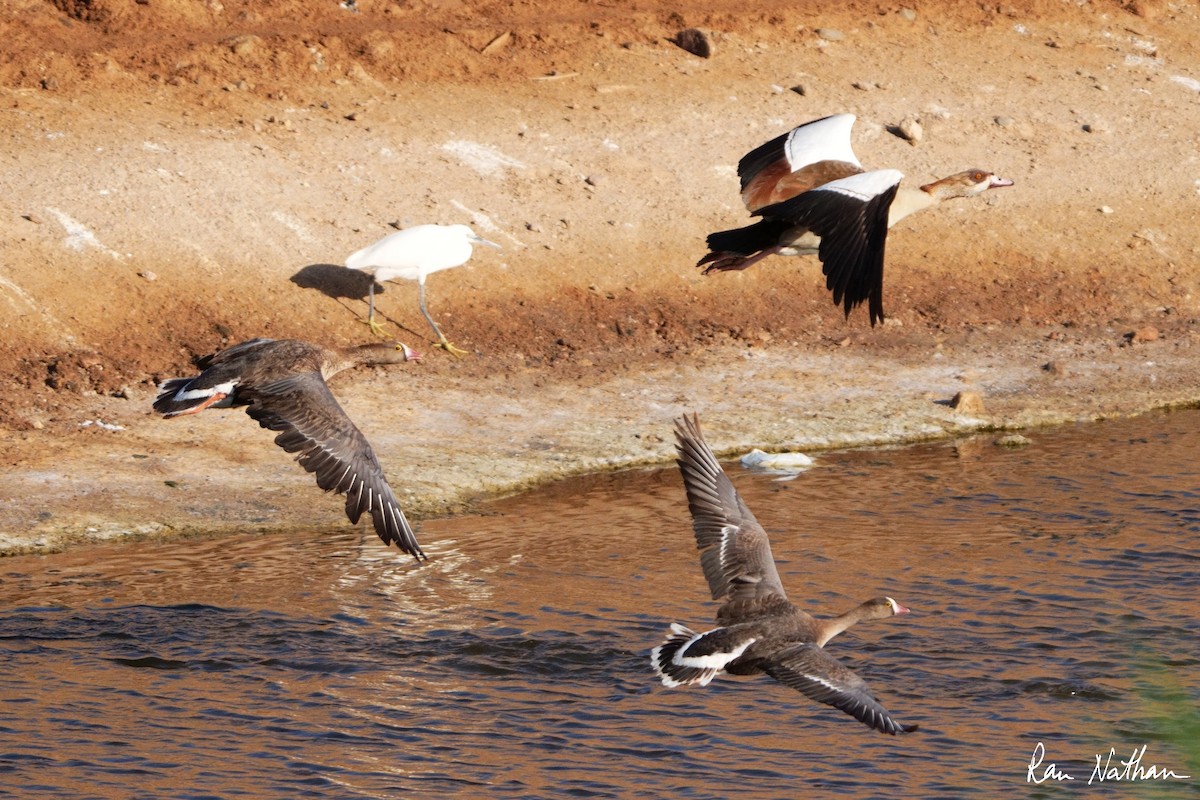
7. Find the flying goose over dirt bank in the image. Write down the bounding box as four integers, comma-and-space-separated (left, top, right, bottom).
697, 114, 1013, 325
652, 413, 916, 734
153, 337, 426, 561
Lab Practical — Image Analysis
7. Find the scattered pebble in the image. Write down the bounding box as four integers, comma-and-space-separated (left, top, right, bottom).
227, 34, 261, 56
673, 28, 712, 58
80, 419, 125, 432
898, 8, 917, 21
1099, 206, 1114, 214
138, 270, 157, 281
1042, 361, 1069, 376
1126, 326, 1159, 344
897, 116, 922, 144
994, 115, 1015, 127
790, 84, 807, 96
816, 28, 845, 41
950, 390, 987, 415
481, 31, 512, 56
21, 212, 43, 224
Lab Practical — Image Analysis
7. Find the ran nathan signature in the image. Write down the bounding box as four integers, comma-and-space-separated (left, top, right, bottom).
1027, 742, 1192, 786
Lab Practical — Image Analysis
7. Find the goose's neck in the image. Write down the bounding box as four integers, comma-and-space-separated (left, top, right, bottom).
887, 185, 939, 227
324, 343, 409, 378
815, 606, 869, 647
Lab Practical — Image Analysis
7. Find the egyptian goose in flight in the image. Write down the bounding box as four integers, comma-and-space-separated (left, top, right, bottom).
697, 114, 1013, 325
153, 338, 427, 561
347, 223, 501, 357
652, 413, 916, 734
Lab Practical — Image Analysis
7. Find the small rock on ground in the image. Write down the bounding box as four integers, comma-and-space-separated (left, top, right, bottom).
950, 390, 987, 415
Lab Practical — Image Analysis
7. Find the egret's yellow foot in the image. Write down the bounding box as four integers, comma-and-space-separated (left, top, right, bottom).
361, 316, 390, 339
437, 339, 469, 358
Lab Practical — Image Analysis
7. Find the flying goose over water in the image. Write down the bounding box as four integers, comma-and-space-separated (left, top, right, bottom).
697, 113, 1013, 325
652, 413, 916, 734
153, 337, 426, 561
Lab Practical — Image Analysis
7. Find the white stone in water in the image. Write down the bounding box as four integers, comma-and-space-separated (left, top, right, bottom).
740, 449, 814, 472
994, 433, 1031, 448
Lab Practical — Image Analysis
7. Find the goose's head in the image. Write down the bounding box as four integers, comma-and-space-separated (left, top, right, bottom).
863, 596, 911, 619
921, 169, 1013, 200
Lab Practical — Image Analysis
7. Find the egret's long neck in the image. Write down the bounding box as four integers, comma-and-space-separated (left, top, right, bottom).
887, 185, 939, 227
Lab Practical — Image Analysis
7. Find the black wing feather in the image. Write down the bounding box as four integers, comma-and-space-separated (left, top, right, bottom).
757, 181, 899, 326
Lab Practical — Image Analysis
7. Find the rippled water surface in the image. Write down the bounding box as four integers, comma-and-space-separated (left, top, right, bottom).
3, 411, 1200, 798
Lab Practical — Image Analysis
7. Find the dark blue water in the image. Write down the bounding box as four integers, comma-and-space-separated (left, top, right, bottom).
2, 411, 1199, 798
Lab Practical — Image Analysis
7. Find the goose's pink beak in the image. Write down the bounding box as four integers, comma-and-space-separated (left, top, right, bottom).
989, 176, 1014, 189
401, 343, 422, 363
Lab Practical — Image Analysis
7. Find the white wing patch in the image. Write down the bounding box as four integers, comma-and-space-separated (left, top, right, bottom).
816, 169, 904, 202
718, 524, 739, 571
784, 114, 861, 172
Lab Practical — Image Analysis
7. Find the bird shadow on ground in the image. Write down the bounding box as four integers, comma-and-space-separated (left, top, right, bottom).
291, 263, 374, 301
291, 263, 424, 343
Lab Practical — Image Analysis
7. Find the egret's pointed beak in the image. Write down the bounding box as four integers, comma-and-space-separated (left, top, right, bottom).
472, 235, 502, 250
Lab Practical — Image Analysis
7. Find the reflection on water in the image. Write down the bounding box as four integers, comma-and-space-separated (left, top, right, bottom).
2, 411, 1199, 797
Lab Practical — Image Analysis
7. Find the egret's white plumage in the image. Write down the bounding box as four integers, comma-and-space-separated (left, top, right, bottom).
347, 223, 500, 356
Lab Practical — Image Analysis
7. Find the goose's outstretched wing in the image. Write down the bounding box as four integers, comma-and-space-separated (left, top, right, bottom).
764, 643, 916, 735
244, 373, 425, 561
673, 414, 786, 604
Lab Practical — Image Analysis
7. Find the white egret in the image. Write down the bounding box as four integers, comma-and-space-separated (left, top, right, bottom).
347, 223, 501, 357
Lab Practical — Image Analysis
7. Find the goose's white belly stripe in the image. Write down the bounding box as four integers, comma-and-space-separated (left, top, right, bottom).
176, 381, 235, 401
675, 633, 757, 671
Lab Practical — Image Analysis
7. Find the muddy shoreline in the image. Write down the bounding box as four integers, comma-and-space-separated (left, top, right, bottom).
3, 319, 1197, 556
